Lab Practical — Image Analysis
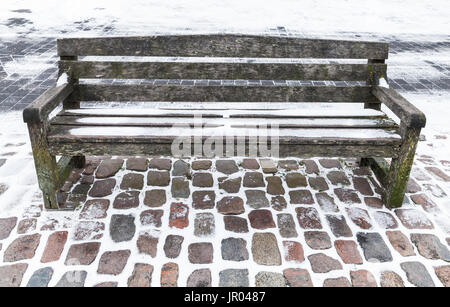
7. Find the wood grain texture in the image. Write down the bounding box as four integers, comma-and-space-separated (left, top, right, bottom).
59, 60, 387, 81
23, 83, 73, 123
57, 35, 389, 59
372, 86, 426, 128
49, 115, 398, 129
47, 141, 398, 158
72, 84, 377, 103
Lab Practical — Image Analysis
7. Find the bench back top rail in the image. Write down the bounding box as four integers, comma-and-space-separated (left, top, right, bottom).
57, 34, 389, 59
57, 35, 389, 103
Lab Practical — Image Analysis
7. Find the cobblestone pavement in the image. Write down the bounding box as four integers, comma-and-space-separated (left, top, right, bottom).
0, 147, 449, 286
0, 30, 449, 111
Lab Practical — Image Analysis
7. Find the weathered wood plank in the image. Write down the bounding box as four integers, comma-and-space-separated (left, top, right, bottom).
57, 35, 389, 59
72, 84, 378, 103
23, 83, 73, 123
384, 124, 421, 208
372, 86, 426, 128
47, 141, 398, 158
47, 124, 401, 146
59, 60, 387, 81
60, 107, 388, 119
26, 121, 60, 209
49, 115, 398, 129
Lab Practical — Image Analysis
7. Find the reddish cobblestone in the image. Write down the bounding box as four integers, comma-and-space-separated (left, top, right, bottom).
289, 189, 314, 204
373, 211, 398, 229
350, 270, 377, 287
0, 263, 28, 287
224, 216, 249, 233
249, 209, 276, 230
17, 218, 36, 234
88, 178, 116, 197
243, 172, 265, 187
327, 171, 350, 185
326, 215, 353, 237
79, 199, 109, 219
319, 159, 341, 169
161, 262, 179, 287
315, 193, 339, 212
148, 158, 171, 170
334, 240, 363, 264
140, 209, 163, 227
0, 217, 17, 240
3, 234, 41, 262
147, 170, 170, 186
73, 221, 104, 241
188, 242, 214, 264
192, 160, 212, 170
192, 190, 215, 209
266, 176, 285, 195
303, 160, 319, 174
386, 230, 415, 257
424, 166, 450, 181
334, 188, 361, 204
192, 172, 213, 187
144, 189, 166, 207
364, 197, 383, 209
410, 193, 439, 213
308, 177, 329, 191
126, 157, 148, 171
271, 195, 287, 211
352, 177, 373, 196
95, 159, 123, 178
380, 271, 405, 287
242, 158, 259, 170
278, 160, 299, 170
128, 263, 154, 287
286, 173, 307, 188
97, 250, 131, 275
283, 241, 305, 263
65, 242, 101, 265
296, 207, 322, 229
283, 268, 313, 287
323, 277, 351, 287
41, 231, 68, 263
169, 203, 189, 229
411, 233, 450, 261
137, 232, 159, 257
217, 196, 244, 215
434, 266, 450, 287
304, 231, 331, 250
218, 176, 241, 193
308, 253, 342, 273
395, 209, 434, 229
187, 269, 212, 287
113, 191, 140, 209
346, 207, 373, 229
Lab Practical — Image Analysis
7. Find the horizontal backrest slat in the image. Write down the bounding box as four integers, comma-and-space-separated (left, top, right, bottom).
57, 35, 389, 59
60, 61, 387, 81
72, 84, 377, 103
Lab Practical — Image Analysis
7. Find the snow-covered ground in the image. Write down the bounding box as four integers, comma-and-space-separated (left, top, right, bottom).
1, 0, 450, 37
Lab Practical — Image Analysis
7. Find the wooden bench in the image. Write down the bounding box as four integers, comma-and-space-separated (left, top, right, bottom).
22, 34, 426, 210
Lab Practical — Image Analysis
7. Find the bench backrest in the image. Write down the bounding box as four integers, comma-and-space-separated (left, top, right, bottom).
57, 34, 389, 104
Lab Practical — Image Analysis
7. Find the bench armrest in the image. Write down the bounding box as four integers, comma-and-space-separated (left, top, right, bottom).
372, 86, 426, 128
23, 83, 74, 123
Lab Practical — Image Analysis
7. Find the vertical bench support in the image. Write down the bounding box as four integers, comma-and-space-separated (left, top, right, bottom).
27, 120, 60, 209
384, 124, 421, 208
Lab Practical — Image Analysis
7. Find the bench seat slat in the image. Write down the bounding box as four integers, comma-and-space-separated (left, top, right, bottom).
57, 35, 389, 59
61, 107, 387, 118
60, 61, 387, 81
49, 115, 398, 129
47, 125, 401, 145
73, 84, 377, 103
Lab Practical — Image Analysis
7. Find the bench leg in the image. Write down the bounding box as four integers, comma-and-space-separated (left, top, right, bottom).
27, 121, 60, 209
384, 126, 421, 208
